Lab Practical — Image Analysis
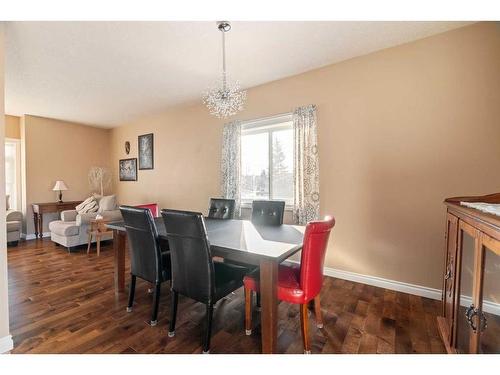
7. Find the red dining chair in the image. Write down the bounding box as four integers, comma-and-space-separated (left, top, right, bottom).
135, 203, 159, 217
243, 216, 335, 354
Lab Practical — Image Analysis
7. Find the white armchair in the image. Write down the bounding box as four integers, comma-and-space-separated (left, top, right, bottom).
49, 208, 122, 251
7, 210, 22, 246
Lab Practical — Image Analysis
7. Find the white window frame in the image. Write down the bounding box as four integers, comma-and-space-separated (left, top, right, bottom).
240, 113, 294, 209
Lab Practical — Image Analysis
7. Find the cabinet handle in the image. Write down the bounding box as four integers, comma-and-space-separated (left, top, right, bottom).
444, 262, 454, 297
465, 304, 487, 333
476, 310, 487, 333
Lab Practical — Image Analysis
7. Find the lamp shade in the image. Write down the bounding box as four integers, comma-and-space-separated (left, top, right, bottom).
52, 180, 68, 191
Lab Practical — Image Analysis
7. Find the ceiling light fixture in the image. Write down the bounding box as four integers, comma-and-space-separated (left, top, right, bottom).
203, 21, 246, 119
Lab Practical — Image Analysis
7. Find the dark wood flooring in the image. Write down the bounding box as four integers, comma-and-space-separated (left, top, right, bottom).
7, 239, 446, 354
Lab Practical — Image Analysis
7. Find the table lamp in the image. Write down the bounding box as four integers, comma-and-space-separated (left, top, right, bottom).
52, 180, 68, 203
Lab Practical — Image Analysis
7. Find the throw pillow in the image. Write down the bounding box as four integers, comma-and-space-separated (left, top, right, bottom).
84, 200, 99, 214
98, 195, 117, 212
76, 197, 99, 214
75, 197, 93, 211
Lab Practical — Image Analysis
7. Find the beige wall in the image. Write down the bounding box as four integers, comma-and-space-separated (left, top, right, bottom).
0, 23, 12, 352
22, 115, 112, 235
111, 22, 500, 290
111, 105, 222, 210
5, 115, 20, 139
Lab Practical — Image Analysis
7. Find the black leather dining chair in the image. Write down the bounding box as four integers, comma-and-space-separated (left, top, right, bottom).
208, 198, 235, 220
161, 209, 248, 353
120, 205, 171, 326
251, 200, 286, 226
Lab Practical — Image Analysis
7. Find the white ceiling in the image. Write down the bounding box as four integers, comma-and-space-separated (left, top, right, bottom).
5, 21, 473, 128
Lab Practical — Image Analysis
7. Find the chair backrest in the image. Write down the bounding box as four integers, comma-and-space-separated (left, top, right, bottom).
208, 198, 235, 220
299, 216, 336, 300
251, 200, 285, 226
161, 209, 215, 304
120, 205, 163, 283
135, 203, 159, 217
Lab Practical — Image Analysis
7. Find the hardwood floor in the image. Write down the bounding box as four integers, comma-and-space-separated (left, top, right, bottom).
7, 239, 445, 354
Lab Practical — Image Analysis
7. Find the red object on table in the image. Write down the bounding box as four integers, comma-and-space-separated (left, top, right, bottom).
243, 216, 336, 353
135, 203, 159, 217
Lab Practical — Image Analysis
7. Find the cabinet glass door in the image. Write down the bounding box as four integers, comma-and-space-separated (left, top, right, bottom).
478, 235, 500, 354
455, 227, 477, 354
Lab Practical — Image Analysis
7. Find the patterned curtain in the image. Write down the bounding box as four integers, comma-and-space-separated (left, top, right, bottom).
293, 105, 320, 225
221, 120, 242, 216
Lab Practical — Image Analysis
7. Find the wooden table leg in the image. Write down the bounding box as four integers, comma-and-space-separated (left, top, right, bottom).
38, 214, 43, 238
259, 259, 279, 354
113, 230, 126, 295
33, 213, 39, 238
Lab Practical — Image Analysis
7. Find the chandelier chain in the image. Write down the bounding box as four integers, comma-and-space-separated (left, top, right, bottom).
222, 30, 226, 90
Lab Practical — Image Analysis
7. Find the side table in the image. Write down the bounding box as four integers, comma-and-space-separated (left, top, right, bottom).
87, 218, 114, 256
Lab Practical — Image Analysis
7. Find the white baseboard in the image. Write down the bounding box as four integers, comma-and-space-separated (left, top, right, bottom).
323, 266, 443, 300
0, 335, 13, 353
287, 260, 442, 300
22, 232, 51, 240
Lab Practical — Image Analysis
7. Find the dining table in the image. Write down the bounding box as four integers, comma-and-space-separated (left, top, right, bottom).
106, 217, 305, 354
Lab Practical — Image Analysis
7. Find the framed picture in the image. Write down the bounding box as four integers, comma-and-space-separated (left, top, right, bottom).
119, 158, 137, 181
138, 133, 154, 170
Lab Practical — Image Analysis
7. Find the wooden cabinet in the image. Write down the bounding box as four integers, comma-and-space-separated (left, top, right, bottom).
438, 193, 500, 354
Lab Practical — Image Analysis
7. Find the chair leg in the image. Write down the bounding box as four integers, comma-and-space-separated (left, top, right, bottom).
96, 236, 101, 257
127, 275, 136, 312
150, 282, 161, 326
168, 291, 178, 337
300, 303, 311, 354
245, 287, 253, 335
314, 295, 323, 328
203, 303, 214, 354
256, 292, 261, 311
86, 233, 92, 254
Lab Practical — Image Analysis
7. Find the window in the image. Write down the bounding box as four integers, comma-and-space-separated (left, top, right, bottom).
240, 114, 294, 206
5, 139, 21, 210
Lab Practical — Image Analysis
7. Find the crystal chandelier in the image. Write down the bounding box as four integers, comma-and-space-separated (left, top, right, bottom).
203, 21, 246, 119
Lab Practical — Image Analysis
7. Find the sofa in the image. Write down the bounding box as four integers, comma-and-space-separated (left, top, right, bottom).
49, 206, 122, 251
7, 210, 22, 246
